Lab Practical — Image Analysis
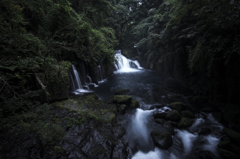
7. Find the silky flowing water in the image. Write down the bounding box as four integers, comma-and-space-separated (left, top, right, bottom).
89, 52, 223, 158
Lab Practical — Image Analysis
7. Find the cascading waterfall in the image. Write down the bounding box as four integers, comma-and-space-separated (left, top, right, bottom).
97, 65, 104, 82
72, 65, 82, 89
114, 50, 143, 72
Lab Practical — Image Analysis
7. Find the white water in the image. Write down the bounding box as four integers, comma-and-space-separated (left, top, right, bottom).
202, 135, 219, 156
177, 130, 197, 154
114, 50, 143, 73
190, 118, 205, 132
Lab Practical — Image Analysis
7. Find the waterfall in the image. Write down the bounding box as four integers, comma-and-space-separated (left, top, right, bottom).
114, 50, 143, 73
87, 75, 92, 83
97, 65, 104, 82
72, 65, 82, 89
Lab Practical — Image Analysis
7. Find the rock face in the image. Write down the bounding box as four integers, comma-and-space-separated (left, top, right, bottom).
163, 122, 175, 135
113, 95, 132, 105
115, 89, 130, 95
151, 130, 173, 149
166, 110, 181, 122
178, 117, 194, 128
129, 99, 140, 108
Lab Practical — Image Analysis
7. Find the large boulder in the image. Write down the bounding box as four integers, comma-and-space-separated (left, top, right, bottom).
151, 130, 172, 149
154, 119, 165, 124
169, 102, 185, 111
129, 99, 139, 108
163, 122, 174, 135
115, 89, 130, 95
180, 110, 195, 118
113, 95, 132, 105
218, 148, 239, 159
166, 110, 181, 122
178, 117, 194, 128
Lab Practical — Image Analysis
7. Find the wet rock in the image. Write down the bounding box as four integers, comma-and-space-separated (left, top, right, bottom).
197, 150, 218, 159
167, 121, 178, 127
218, 148, 239, 159
169, 102, 185, 111
223, 128, 240, 146
217, 140, 231, 149
166, 110, 181, 122
155, 119, 165, 124
180, 110, 195, 118
118, 104, 127, 114
163, 122, 175, 135
115, 89, 130, 95
113, 95, 132, 105
129, 99, 139, 108
199, 127, 212, 135
149, 105, 155, 110
231, 144, 240, 156
112, 140, 129, 159
178, 117, 194, 128
151, 130, 172, 149
153, 112, 167, 119
112, 126, 126, 139
88, 83, 95, 89
155, 104, 164, 109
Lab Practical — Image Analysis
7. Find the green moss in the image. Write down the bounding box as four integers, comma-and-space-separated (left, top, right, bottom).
129, 99, 140, 109
169, 102, 185, 111
113, 95, 132, 105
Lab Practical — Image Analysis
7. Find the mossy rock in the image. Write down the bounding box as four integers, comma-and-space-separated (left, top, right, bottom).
112, 126, 126, 139
54, 146, 64, 154
118, 104, 127, 114
169, 102, 185, 111
218, 148, 239, 159
151, 130, 172, 149
180, 110, 195, 118
163, 122, 174, 135
90, 144, 106, 155
178, 117, 194, 128
113, 95, 132, 105
231, 144, 240, 156
217, 140, 231, 149
129, 99, 139, 108
104, 112, 116, 124
115, 89, 130, 95
223, 128, 240, 146
166, 110, 181, 122
153, 112, 167, 119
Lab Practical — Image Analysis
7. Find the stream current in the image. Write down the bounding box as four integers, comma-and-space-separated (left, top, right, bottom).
92, 52, 223, 159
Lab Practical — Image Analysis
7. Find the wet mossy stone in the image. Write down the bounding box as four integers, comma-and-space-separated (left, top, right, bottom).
112, 126, 126, 139
113, 95, 132, 105
217, 140, 231, 149
90, 144, 106, 155
155, 119, 165, 124
178, 117, 194, 128
166, 110, 181, 122
153, 112, 167, 119
151, 130, 172, 149
218, 148, 239, 159
115, 89, 130, 95
118, 104, 127, 114
180, 110, 195, 118
163, 122, 174, 135
129, 99, 139, 108
223, 128, 240, 146
169, 102, 185, 111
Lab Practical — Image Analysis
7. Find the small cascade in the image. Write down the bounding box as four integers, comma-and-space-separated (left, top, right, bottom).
71, 65, 91, 93
97, 65, 104, 82
87, 75, 92, 83
72, 65, 82, 89
114, 50, 143, 73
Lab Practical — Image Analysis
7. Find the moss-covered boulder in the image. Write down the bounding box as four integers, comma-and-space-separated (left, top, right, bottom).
166, 110, 181, 122
180, 110, 195, 118
218, 148, 239, 159
178, 117, 194, 128
223, 128, 240, 146
217, 140, 231, 149
151, 130, 172, 149
129, 99, 139, 108
113, 95, 132, 105
163, 122, 174, 135
169, 102, 185, 111
115, 89, 130, 95
118, 104, 127, 114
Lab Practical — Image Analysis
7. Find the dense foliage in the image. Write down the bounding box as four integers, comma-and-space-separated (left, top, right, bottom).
119, 0, 240, 105
0, 0, 116, 117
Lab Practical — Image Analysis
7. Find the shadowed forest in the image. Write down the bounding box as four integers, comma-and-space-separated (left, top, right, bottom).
1, 0, 240, 159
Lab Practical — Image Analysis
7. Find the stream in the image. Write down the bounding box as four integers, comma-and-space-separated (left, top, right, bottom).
90, 51, 223, 159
